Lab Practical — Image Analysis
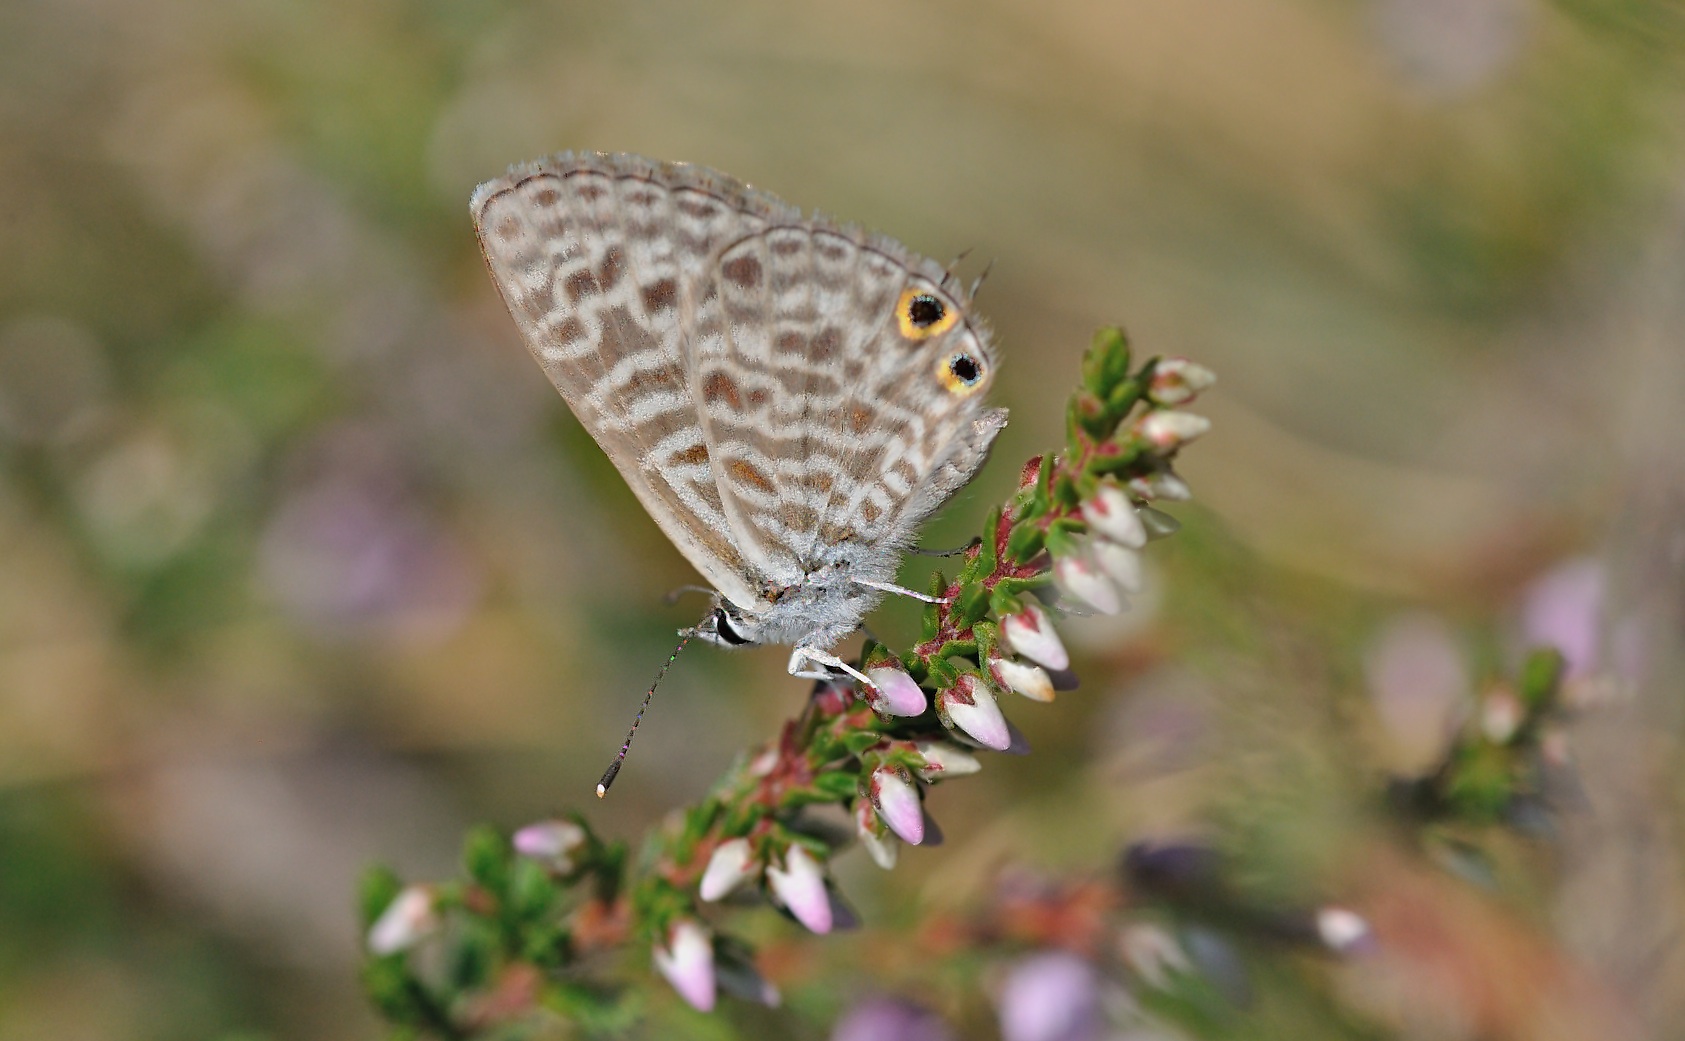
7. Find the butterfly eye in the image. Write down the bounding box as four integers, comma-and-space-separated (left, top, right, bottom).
896, 287, 958, 340
937, 350, 986, 395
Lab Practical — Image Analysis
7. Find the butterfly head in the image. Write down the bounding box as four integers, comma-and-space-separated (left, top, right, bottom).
693, 601, 758, 648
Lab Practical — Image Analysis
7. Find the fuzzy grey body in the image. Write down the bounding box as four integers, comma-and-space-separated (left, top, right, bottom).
471, 152, 1006, 671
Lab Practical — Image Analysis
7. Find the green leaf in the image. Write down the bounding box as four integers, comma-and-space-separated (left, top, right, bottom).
809, 770, 865, 801
955, 581, 991, 626
1005, 522, 1045, 562
462, 825, 510, 893
1517, 647, 1565, 710
359, 864, 404, 930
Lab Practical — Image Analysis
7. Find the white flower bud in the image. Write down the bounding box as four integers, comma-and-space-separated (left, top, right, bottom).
1054, 555, 1125, 615
653, 918, 716, 1011
913, 740, 984, 780
367, 885, 438, 956
1148, 357, 1216, 405
1080, 483, 1147, 548
699, 837, 758, 902
936, 675, 1011, 750
1128, 471, 1193, 502
999, 603, 1069, 671
1090, 539, 1144, 594
767, 844, 833, 934
1137, 410, 1211, 450
989, 656, 1055, 702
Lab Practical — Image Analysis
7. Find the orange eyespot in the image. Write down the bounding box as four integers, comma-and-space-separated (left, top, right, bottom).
896, 287, 958, 340
936, 350, 987, 396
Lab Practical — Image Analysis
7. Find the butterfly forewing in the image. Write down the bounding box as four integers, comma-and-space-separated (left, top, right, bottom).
471, 153, 799, 607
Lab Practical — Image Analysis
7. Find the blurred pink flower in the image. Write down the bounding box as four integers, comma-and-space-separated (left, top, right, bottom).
937, 675, 1011, 751
996, 951, 1103, 1041
1520, 557, 1604, 680
869, 765, 925, 845
1364, 613, 1469, 772
832, 997, 954, 1041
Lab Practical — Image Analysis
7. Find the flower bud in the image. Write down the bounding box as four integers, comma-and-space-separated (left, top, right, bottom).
1148, 357, 1216, 405
914, 739, 983, 780
512, 819, 586, 872
999, 603, 1069, 671
1129, 471, 1192, 502
1090, 539, 1144, 594
767, 844, 833, 934
864, 665, 929, 717
367, 885, 438, 956
1481, 686, 1524, 744
1080, 482, 1147, 548
699, 837, 758, 902
653, 918, 716, 1011
1137, 409, 1211, 450
988, 656, 1055, 703
1054, 554, 1124, 615
869, 765, 925, 845
936, 674, 1011, 751
855, 800, 899, 870
1315, 906, 1374, 955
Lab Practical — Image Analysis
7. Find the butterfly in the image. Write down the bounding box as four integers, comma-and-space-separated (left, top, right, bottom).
471, 152, 1006, 692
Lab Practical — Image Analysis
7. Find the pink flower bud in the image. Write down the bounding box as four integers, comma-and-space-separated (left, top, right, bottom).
1137, 409, 1211, 450
367, 885, 438, 955
1080, 482, 1147, 548
1148, 357, 1216, 405
936, 675, 1011, 751
869, 765, 925, 845
767, 844, 833, 933
989, 656, 1055, 703
699, 837, 758, 902
855, 800, 899, 870
512, 819, 586, 871
1090, 539, 1144, 594
653, 918, 716, 1011
1000, 603, 1069, 671
864, 665, 929, 717
913, 739, 983, 780
1054, 554, 1124, 615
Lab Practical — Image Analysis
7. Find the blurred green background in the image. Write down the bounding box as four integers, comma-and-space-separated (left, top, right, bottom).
3, 0, 1684, 1037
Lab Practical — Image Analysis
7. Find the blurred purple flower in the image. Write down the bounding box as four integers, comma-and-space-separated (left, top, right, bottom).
832, 997, 954, 1041
996, 951, 1103, 1041
1520, 557, 1604, 680
259, 425, 480, 641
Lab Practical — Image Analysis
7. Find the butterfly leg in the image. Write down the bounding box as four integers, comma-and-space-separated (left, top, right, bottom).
852, 577, 949, 604
787, 647, 874, 688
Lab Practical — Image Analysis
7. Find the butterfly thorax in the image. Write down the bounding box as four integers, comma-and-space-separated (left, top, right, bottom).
714, 554, 898, 649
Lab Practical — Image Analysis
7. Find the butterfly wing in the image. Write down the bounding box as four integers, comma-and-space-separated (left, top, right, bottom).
472, 152, 803, 608
683, 222, 1004, 585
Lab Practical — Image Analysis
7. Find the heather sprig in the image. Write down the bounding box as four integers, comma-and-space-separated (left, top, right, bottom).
360, 328, 1214, 1032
